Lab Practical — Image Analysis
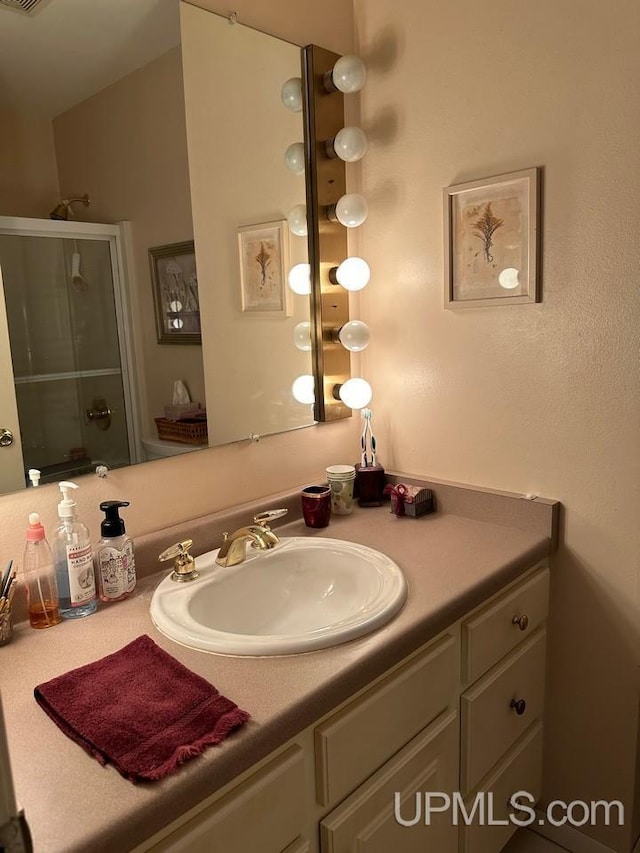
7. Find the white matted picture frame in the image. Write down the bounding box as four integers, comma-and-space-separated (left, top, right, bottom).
443, 167, 541, 308
237, 220, 291, 317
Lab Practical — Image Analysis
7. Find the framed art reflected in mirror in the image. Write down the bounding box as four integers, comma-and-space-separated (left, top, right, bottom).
238, 220, 291, 318
149, 241, 201, 344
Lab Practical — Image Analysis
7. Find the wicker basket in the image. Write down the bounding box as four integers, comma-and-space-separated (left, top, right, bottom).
155, 416, 208, 445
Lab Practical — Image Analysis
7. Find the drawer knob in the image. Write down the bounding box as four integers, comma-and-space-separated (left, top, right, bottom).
510, 698, 527, 716
512, 614, 529, 631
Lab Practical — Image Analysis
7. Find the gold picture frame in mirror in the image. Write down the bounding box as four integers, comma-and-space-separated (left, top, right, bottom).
149, 241, 201, 344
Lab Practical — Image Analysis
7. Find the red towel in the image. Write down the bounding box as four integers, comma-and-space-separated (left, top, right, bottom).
34, 634, 250, 782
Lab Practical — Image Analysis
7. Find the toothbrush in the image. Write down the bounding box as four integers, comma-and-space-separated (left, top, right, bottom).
360, 410, 369, 467
370, 412, 377, 467
364, 408, 378, 466
361, 408, 374, 468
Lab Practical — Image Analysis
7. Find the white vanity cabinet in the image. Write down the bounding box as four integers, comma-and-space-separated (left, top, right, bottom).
459, 565, 550, 853
135, 563, 549, 853
139, 745, 307, 853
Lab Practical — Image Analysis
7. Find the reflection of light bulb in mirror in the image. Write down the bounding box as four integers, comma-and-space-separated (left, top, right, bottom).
284, 142, 305, 174
292, 374, 315, 405
287, 204, 308, 236
169, 300, 182, 312
288, 264, 311, 295
339, 378, 372, 409
335, 194, 368, 228
170, 318, 184, 330
281, 77, 302, 112
332, 55, 366, 94
294, 321, 312, 351
333, 257, 370, 291
333, 127, 368, 162
498, 268, 520, 290
338, 321, 371, 352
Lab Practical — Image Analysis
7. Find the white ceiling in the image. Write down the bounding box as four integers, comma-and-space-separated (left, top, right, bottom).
0, 0, 180, 117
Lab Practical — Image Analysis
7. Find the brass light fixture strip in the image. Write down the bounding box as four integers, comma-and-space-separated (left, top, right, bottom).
302, 45, 351, 423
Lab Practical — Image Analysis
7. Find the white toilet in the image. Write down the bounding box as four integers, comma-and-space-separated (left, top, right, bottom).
140, 437, 204, 461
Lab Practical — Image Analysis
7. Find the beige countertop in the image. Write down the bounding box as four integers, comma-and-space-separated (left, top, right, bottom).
0, 486, 557, 853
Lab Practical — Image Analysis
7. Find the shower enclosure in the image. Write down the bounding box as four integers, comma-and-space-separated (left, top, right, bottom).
0, 217, 137, 493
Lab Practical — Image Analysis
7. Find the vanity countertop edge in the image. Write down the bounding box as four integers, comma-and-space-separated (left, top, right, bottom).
0, 480, 558, 853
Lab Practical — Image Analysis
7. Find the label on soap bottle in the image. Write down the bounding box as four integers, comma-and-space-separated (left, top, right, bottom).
66, 543, 96, 606
97, 539, 136, 600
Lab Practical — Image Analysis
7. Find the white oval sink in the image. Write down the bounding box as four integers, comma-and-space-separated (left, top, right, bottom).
150, 537, 407, 655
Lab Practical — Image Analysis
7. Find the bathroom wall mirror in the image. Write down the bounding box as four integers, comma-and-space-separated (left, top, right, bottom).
0, 0, 314, 496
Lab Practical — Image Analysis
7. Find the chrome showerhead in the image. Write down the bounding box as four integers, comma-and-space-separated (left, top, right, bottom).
50, 194, 90, 220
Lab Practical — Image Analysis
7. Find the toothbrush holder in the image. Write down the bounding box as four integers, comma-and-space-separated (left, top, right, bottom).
355, 464, 386, 507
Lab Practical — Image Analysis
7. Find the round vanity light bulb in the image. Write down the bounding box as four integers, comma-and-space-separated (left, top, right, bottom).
168, 300, 182, 313
287, 204, 308, 237
338, 320, 371, 352
288, 263, 311, 295
292, 374, 315, 405
281, 77, 303, 112
284, 142, 305, 174
335, 193, 368, 228
335, 257, 370, 291
332, 55, 367, 94
333, 126, 368, 163
294, 321, 312, 351
339, 378, 372, 410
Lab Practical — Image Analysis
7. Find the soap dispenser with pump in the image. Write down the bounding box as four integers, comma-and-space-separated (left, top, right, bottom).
95, 501, 136, 603
53, 480, 96, 619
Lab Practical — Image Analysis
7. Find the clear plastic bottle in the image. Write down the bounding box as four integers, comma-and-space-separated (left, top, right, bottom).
23, 513, 61, 629
53, 481, 97, 619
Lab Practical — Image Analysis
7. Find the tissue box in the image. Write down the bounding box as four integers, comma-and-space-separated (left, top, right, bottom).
163, 402, 201, 421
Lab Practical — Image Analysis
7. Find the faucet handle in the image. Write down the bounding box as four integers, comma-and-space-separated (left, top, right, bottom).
253, 508, 288, 529
159, 539, 199, 583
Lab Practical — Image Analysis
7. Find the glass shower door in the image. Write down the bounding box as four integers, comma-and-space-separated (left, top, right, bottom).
0, 231, 131, 485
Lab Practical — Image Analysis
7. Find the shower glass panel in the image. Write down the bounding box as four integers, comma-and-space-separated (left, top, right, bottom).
0, 232, 130, 484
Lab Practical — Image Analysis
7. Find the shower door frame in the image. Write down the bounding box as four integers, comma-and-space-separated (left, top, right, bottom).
0, 216, 141, 475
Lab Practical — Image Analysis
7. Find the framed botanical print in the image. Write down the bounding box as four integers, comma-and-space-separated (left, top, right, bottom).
443, 168, 541, 308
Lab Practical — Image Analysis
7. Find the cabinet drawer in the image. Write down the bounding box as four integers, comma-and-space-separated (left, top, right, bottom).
461, 723, 543, 853
461, 629, 546, 793
462, 567, 549, 684
147, 745, 305, 853
316, 633, 457, 806
321, 710, 458, 853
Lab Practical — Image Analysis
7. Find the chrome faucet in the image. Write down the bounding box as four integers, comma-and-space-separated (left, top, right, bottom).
215, 509, 288, 567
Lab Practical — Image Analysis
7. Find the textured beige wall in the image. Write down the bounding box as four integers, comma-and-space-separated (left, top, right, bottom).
354, 0, 640, 849
53, 47, 204, 440
0, 110, 59, 218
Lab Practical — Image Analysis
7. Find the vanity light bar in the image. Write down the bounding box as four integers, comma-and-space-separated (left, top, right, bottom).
302, 44, 351, 422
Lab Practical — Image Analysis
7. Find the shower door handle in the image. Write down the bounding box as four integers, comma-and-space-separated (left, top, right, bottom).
86, 398, 111, 431
0, 429, 13, 447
